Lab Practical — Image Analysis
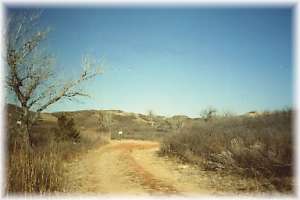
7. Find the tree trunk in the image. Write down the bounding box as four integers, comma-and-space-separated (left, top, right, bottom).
21, 107, 33, 150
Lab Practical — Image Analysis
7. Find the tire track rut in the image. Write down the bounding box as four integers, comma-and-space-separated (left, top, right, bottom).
65, 140, 218, 195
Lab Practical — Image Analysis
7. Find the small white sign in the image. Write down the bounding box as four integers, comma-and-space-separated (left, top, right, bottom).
118, 131, 123, 135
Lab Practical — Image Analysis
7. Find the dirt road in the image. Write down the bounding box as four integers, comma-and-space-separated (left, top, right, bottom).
65, 140, 264, 196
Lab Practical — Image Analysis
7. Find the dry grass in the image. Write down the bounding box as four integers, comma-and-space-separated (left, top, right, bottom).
5, 107, 108, 195
6, 133, 107, 195
160, 109, 294, 192
6, 139, 65, 194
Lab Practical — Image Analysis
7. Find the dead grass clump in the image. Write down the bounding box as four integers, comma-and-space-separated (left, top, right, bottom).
160, 109, 293, 192
6, 112, 107, 194
6, 139, 65, 194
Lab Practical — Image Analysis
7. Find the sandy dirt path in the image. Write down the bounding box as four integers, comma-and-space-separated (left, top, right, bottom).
65, 139, 264, 196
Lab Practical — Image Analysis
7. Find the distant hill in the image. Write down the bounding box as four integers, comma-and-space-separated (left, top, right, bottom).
51, 108, 192, 140
6, 103, 280, 142
5, 104, 193, 141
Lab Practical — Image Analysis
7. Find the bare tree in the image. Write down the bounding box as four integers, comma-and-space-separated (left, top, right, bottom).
5, 11, 103, 148
200, 107, 217, 122
98, 111, 112, 134
147, 110, 154, 118
147, 109, 155, 127
174, 118, 184, 131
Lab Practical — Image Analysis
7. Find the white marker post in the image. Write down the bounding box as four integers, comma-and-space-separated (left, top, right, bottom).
16, 120, 22, 126
118, 131, 123, 140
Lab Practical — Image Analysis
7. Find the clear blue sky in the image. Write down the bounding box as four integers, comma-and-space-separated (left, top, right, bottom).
7, 7, 293, 117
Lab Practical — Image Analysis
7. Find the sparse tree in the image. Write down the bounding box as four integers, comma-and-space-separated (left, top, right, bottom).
147, 110, 154, 118
98, 111, 112, 133
147, 109, 155, 127
174, 118, 184, 131
200, 107, 217, 121
5, 11, 102, 148
222, 110, 235, 117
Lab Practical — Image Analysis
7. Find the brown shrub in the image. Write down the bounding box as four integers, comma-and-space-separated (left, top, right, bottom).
6, 112, 107, 195
160, 109, 293, 192
55, 114, 80, 142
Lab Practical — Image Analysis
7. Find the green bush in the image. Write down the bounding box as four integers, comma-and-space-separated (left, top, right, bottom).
55, 114, 80, 142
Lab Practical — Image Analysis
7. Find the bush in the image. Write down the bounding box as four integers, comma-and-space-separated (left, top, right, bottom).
200, 107, 217, 121
98, 111, 112, 133
160, 110, 293, 192
55, 114, 80, 142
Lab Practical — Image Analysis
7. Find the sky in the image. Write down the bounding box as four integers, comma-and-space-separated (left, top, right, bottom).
6, 6, 293, 117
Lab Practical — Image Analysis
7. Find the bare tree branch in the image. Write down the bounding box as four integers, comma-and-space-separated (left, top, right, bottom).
5, 11, 103, 147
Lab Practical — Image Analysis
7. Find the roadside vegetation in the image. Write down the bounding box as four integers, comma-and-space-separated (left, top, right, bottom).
6, 106, 107, 194
160, 109, 293, 192
5, 10, 104, 195
4, 8, 294, 196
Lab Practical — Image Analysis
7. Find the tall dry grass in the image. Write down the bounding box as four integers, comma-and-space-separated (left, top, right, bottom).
6, 113, 107, 195
6, 139, 65, 194
160, 109, 294, 192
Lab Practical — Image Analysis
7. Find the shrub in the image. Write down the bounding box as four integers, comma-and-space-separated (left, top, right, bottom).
98, 111, 112, 133
55, 114, 80, 142
160, 110, 293, 192
200, 107, 217, 121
